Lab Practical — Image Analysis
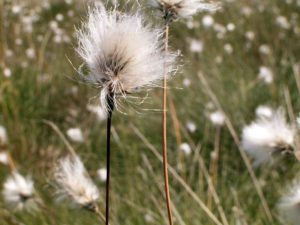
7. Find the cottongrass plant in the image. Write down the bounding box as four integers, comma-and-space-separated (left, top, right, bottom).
149, 1, 219, 224
54, 154, 104, 221
149, 0, 219, 22
2, 172, 40, 212
278, 181, 300, 225
75, 5, 174, 224
241, 108, 295, 166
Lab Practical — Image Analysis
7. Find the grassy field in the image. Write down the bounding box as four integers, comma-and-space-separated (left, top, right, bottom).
1, 0, 300, 224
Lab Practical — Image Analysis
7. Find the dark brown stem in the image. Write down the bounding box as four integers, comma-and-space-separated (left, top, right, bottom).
162, 24, 174, 225
106, 93, 114, 225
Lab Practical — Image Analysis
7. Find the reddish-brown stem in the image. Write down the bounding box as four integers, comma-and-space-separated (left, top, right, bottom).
162, 24, 173, 225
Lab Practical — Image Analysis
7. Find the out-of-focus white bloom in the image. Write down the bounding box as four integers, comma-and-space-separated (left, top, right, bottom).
54, 155, 100, 209
5, 49, 13, 58
2, 172, 38, 211
12, 5, 22, 14
242, 109, 295, 166
255, 105, 273, 119
56, 14, 64, 22
66, 128, 84, 143
97, 168, 107, 182
25, 48, 35, 59
209, 110, 225, 126
0, 152, 9, 165
186, 18, 196, 29
258, 66, 273, 84
189, 39, 203, 53
0, 126, 8, 146
259, 44, 271, 55
183, 78, 191, 87
245, 31, 255, 41
186, 121, 197, 133
65, 0, 73, 4
215, 55, 223, 64
76, 6, 176, 111
68, 10, 74, 17
149, 0, 219, 20
49, 21, 59, 30
297, 114, 300, 128
202, 15, 214, 28
179, 143, 192, 155
144, 213, 155, 223
22, 16, 34, 33
214, 23, 226, 39
241, 6, 252, 17
3, 68, 12, 78
276, 16, 291, 29
224, 43, 233, 54
278, 181, 300, 225
226, 23, 235, 31
87, 104, 107, 121
15, 38, 23, 46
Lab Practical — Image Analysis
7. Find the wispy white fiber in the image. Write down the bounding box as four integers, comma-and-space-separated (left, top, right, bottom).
76, 6, 176, 111
54, 155, 99, 210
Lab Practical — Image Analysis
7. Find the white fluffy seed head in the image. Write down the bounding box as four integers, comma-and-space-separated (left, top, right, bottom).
76, 6, 176, 112
149, 0, 220, 21
278, 181, 300, 225
0, 151, 9, 165
179, 142, 192, 155
255, 105, 273, 119
0, 126, 8, 147
242, 109, 295, 166
209, 110, 225, 126
54, 155, 100, 210
2, 172, 39, 212
66, 128, 84, 143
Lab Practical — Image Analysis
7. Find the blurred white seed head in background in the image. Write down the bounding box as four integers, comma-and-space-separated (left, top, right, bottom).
255, 105, 273, 119
258, 66, 273, 84
209, 110, 225, 126
242, 109, 295, 166
54, 155, 100, 209
202, 14, 214, 28
0, 126, 8, 146
189, 39, 204, 53
186, 121, 197, 133
259, 44, 271, 55
2, 172, 39, 212
66, 128, 84, 143
179, 143, 192, 155
97, 168, 107, 182
278, 181, 300, 225
149, 0, 220, 21
0, 152, 9, 165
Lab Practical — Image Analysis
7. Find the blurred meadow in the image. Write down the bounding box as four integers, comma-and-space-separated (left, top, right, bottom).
1, 0, 300, 224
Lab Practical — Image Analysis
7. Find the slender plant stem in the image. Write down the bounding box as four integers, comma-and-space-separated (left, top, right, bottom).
162, 24, 173, 225
106, 94, 114, 225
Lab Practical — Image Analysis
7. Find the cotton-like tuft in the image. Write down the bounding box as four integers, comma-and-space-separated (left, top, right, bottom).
278, 181, 300, 225
0, 126, 8, 146
97, 168, 107, 182
2, 172, 39, 211
66, 128, 84, 143
209, 110, 225, 126
255, 105, 273, 119
242, 109, 295, 166
76, 6, 175, 111
179, 143, 192, 155
149, 0, 219, 21
54, 155, 100, 210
